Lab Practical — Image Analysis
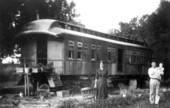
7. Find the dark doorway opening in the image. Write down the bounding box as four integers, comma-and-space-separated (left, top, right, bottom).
37, 38, 47, 65
118, 49, 124, 72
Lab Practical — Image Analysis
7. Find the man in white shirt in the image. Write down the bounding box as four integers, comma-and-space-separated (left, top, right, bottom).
148, 62, 161, 105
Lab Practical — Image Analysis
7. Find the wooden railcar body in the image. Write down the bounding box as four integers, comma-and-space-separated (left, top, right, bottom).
16, 19, 151, 79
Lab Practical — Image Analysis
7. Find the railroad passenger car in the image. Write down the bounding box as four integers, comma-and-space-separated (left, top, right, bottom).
16, 19, 151, 85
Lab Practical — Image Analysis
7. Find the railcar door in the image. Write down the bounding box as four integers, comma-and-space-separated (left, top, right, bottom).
117, 49, 124, 73
47, 37, 64, 75
21, 38, 37, 66
37, 38, 47, 65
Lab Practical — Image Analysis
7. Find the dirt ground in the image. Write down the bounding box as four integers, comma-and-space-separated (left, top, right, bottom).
1, 87, 170, 108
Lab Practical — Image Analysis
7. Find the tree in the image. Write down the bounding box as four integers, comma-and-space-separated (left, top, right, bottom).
143, 0, 170, 79
109, 0, 170, 61
118, 17, 139, 40
109, 0, 170, 78
146, 0, 170, 62
109, 16, 148, 41
0, 0, 80, 57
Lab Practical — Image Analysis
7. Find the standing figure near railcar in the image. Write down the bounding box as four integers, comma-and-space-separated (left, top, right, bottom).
148, 62, 164, 105
94, 60, 108, 100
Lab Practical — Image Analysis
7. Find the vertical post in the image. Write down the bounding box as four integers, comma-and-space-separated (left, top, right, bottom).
24, 74, 27, 96
27, 73, 30, 97
37, 82, 39, 91
23, 58, 27, 96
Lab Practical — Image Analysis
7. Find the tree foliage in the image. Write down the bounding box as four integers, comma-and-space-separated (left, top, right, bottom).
0, 0, 80, 57
147, 0, 170, 62
109, 15, 149, 42
109, 0, 170, 63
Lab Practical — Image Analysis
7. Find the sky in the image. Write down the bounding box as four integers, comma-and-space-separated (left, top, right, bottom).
71, 0, 161, 33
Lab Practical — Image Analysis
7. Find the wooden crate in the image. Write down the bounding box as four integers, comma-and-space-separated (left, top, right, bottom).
81, 87, 95, 100
56, 90, 70, 98
16, 67, 29, 73
32, 68, 38, 73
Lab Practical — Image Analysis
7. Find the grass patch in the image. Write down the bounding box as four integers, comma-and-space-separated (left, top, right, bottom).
58, 91, 170, 108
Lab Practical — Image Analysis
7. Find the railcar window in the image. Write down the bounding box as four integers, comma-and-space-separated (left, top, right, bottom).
107, 47, 112, 61
97, 45, 102, 61
91, 44, 96, 60
136, 56, 139, 64
68, 41, 75, 59
73, 27, 78, 31
129, 55, 132, 63
134, 56, 137, 64
111, 48, 116, 63
139, 56, 142, 64
125, 50, 133, 64
91, 50, 95, 60
140, 56, 143, 64
131, 55, 134, 64
77, 51, 82, 59
126, 55, 132, 64
83, 43, 89, 59
143, 56, 146, 64
137, 56, 140, 64
83, 29, 87, 33
77, 42, 83, 59
67, 26, 71, 30
118, 49, 124, 72
108, 52, 111, 61
65, 25, 68, 29
68, 50, 74, 59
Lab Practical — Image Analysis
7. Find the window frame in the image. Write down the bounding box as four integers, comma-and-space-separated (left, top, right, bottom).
96, 45, 102, 61
83, 43, 89, 60
77, 42, 83, 60
68, 40, 75, 59
91, 44, 96, 61
107, 47, 112, 62
68, 50, 74, 59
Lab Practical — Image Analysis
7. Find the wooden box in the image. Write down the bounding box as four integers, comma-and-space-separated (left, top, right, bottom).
57, 90, 70, 98
32, 68, 38, 73
16, 67, 29, 73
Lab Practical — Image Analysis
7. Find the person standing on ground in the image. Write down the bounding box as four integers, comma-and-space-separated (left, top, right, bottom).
94, 60, 108, 100
148, 62, 161, 105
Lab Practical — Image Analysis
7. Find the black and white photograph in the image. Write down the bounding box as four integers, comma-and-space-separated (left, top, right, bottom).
0, 0, 170, 108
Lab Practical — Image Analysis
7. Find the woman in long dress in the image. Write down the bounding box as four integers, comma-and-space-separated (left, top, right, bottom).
94, 60, 108, 100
